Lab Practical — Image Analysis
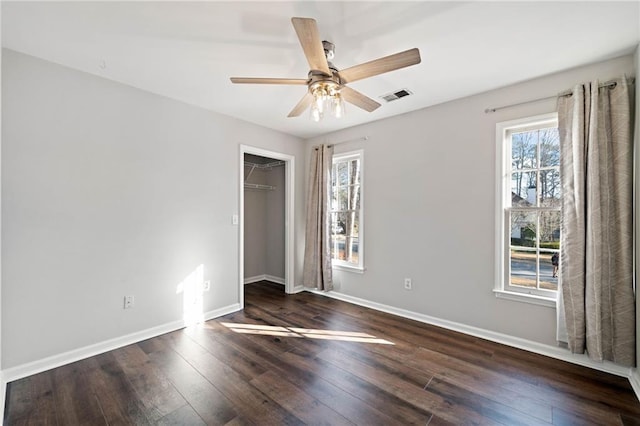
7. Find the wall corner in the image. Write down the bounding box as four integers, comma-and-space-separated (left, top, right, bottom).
634, 43, 640, 371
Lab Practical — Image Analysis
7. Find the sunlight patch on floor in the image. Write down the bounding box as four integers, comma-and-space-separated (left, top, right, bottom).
221, 322, 394, 345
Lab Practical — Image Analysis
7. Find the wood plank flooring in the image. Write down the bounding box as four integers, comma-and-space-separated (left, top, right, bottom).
5, 281, 640, 425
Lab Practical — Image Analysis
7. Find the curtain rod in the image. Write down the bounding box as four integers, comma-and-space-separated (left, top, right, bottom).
314, 136, 369, 149
329, 136, 368, 147
484, 78, 635, 114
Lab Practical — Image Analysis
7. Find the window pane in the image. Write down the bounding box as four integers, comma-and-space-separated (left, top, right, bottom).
347, 185, 361, 210
331, 234, 346, 260
336, 187, 348, 211
347, 186, 353, 210
330, 234, 337, 258
510, 250, 537, 289
511, 131, 538, 170
511, 171, 537, 206
510, 211, 536, 248
345, 212, 359, 238
346, 237, 359, 264
509, 210, 560, 292
539, 127, 560, 168
539, 211, 560, 248
333, 212, 347, 235
539, 169, 560, 208
330, 213, 337, 234
331, 187, 338, 211
351, 159, 360, 184
539, 251, 558, 291
337, 162, 348, 186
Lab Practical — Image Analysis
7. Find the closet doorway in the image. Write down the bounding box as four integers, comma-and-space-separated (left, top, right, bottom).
239, 145, 295, 308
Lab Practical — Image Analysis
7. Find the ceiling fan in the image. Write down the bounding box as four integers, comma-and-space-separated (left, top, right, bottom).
230, 17, 421, 120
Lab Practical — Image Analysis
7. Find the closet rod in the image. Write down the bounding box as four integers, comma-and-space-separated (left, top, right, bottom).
244, 183, 275, 191
484, 78, 635, 114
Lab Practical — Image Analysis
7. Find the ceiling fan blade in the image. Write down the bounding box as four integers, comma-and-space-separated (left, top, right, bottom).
340, 86, 381, 112
288, 92, 314, 117
291, 17, 332, 76
338, 48, 421, 84
230, 77, 307, 85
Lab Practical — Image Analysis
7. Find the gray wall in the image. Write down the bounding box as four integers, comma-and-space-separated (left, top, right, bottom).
0, 3, 3, 392
306, 54, 635, 347
244, 159, 267, 279
1, 49, 305, 369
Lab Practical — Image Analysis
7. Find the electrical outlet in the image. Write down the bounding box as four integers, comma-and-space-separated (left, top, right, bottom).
124, 295, 135, 309
232, 214, 239, 225
203, 280, 211, 291
404, 278, 412, 290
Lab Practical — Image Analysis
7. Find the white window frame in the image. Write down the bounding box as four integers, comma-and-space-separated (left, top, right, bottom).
494, 113, 559, 308
331, 150, 365, 273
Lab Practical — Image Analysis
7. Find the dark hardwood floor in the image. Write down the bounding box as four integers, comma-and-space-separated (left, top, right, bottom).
5, 281, 640, 425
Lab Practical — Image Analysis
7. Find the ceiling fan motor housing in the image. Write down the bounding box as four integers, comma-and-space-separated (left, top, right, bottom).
308, 73, 341, 97
322, 40, 335, 61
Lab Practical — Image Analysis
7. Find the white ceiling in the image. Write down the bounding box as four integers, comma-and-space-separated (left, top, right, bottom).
3, 1, 639, 139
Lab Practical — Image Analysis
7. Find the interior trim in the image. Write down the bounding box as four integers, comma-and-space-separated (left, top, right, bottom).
244, 275, 285, 285
493, 289, 556, 308
629, 368, 640, 400
239, 145, 296, 308
309, 289, 632, 379
1, 303, 241, 384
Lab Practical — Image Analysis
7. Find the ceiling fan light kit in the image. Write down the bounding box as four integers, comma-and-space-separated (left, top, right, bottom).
309, 80, 344, 122
230, 17, 421, 122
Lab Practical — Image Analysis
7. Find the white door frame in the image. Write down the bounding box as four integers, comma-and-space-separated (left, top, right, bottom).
239, 145, 295, 308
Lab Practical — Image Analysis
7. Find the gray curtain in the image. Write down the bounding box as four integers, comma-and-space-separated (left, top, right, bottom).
303, 144, 334, 291
557, 77, 635, 366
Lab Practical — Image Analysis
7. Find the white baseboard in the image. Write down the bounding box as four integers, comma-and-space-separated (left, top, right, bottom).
244, 274, 285, 285
244, 275, 266, 284
310, 289, 631, 378
203, 303, 242, 322
265, 275, 285, 285
629, 369, 640, 400
290, 285, 306, 294
2, 303, 241, 384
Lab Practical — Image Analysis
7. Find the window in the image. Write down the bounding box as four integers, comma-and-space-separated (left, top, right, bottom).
330, 150, 364, 271
495, 113, 560, 305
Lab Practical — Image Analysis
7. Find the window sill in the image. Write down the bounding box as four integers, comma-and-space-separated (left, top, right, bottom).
493, 289, 556, 308
332, 264, 365, 274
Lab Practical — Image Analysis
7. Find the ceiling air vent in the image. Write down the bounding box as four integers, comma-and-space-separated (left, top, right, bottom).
381, 89, 413, 103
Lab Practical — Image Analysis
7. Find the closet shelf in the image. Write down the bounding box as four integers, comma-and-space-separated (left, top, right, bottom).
244, 183, 275, 191
244, 160, 285, 170
244, 159, 283, 191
